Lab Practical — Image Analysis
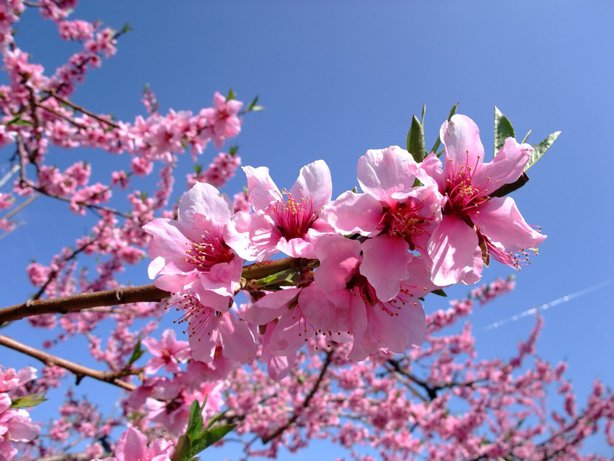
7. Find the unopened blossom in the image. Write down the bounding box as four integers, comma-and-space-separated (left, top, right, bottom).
424, 114, 546, 286
323, 146, 443, 300
225, 160, 334, 260
143, 182, 242, 311
142, 329, 190, 375
299, 235, 429, 361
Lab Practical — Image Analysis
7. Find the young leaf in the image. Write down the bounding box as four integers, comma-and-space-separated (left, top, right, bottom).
186, 400, 204, 440
126, 338, 144, 367
406, 115, 426, 162
430, 102, 459, 154
420, 104, 426, 125
201, 424, 236, 449
524, 131, 561, 172
10, 393, 47, 409
494, 106, 515, 153
227, 88, 236, 101
431, 289, 447, 297
490, 172, 529, 198
247, 96, 264, 112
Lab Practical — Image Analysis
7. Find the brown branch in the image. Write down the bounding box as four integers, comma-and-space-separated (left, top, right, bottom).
261, 350, 334, 444
0, 285, 168, 324
0, 334, 136, 391
47, 91, 120, 129
34, 103, 87, 130
0, 257, 317, 324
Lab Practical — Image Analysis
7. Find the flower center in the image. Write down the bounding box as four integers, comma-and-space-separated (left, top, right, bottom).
382, 197, 430, 248
444, 167, 488, 216
185, 232, 234, 272
271, 194, 317, 240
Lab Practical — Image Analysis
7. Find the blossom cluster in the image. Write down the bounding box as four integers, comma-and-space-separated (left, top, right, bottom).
0, 367, 39, 460
144, 113, 546, 379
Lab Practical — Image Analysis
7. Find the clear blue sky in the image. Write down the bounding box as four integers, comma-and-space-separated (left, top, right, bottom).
1, 0, 613, 458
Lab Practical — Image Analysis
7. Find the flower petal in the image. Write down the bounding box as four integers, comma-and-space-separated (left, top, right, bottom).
440, 114, 485, 177
357, 146, 418, 203
178, 182, 231, 231
289, 160, 332, 210
471, 196, 546, 252
473, 137, 532, 196
360, 235, 412, 301
321, 191, 383, 236
428, 215, 481, 286
244, 166, 282, 211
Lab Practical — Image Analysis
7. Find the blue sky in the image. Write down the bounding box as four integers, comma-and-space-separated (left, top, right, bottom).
1, 0, 613, 458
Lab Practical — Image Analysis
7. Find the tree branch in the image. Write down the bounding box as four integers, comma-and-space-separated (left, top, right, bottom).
0, 257, 317, 324
0, 334, 136, 391
261, 349, 333, 444
0, 285, 168, 324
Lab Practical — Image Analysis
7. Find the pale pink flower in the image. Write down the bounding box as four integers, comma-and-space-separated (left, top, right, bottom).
323, 146, 443, 300
225, 160, 334, 260
299, 235, 429, 361
207, 92, 243, 149
177, 294, 257, 365
424, 114, 546, 286
95, 426, 173, 461
142, 329, 190, 375
143, 182, 243, 311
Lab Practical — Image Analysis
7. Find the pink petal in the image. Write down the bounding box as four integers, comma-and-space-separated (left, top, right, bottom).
142, 219, 193, 273
471, 196, 546, 252
218, 313, 257, 363
428, 215, 481, 286
289, 160, 332, 211
313, 235, 361, 293
225, 211, 278, 261
244, 288, 300, 324
473, 137, 532, 196
321, 191, 383, 236
7, 413, 39, 442
440, 114, 485, 177
178, 182, 231, 231
360, 235, 412, 301
116, 427, 148, 461
243, 166, 282, 211
357, 146, 418, 203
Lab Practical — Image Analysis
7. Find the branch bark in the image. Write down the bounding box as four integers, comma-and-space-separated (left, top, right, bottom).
0, 257, 316, 324
0, 335, 136, 391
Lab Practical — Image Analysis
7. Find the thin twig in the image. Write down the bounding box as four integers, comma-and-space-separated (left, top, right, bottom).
0, 335, 136, 391
47, 91, 120, 129
261, 350, 334, 444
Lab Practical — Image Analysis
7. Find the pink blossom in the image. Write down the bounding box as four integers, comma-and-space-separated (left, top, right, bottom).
225, 160, 334, 260
323, 146, 443, 299
424, 114, 546, 285
299, 235, 429, 360
143, 182, 243, 311
207, 92, 243, 149
142, 329, 190, 375
177, 294, 257, 365
95, 426, 173, 461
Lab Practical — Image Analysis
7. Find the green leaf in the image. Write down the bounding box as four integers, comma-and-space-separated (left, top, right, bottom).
490, 172, 529, 198
406, 115, 426, 162
6, 117, 32, 127
521, 129, 532, 144
247, 96, 264, 112
126, 339, 144, 367
200, 424, 236, 449
193, 164, 203, 175
227, 88, 236, 101
430, 103, 459, 154
229, 145, 239, 156
186, 400, 204, 440
11, 393, 46, 409
494, 106, 515, 153
431, 289, 447, 297
524, 131, 561, 172
420, 104, 426, 125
